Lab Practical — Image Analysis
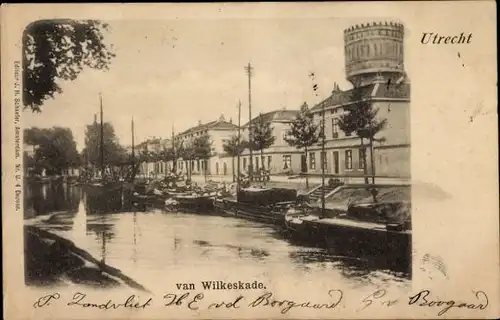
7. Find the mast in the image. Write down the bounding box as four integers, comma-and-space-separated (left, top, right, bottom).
171, 124, 176, 172
99, 93, 105, 179
245, 63, 253, 181
130, 117, 136, 181
131, 117, 135, 161
237, 100, 242, 193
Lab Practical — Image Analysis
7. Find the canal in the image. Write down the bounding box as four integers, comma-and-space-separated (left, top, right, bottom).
25, 183, 410, 292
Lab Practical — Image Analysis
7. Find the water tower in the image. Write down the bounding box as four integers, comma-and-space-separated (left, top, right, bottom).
344, 21, 405, 86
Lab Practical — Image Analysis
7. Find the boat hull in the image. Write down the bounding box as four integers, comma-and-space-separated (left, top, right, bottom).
167, 195, 216, 213
286, 216, 411, 271
321, 220, 411, 269
215, 199, 290, 226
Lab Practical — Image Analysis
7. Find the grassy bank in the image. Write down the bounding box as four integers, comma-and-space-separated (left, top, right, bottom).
25, 225, 148, 291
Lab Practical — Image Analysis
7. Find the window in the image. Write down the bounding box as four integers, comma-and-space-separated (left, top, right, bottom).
283, 155, 292, 170
332, 118, 339, 138
255, 157, 260, 170
243, 157, 247, 170
197, 160, 200, 171
267, 156, 272, 169
359, 149, 365, 169
309, 152, 316, 170
321, 151, 327, 170
345, 150, 353, 170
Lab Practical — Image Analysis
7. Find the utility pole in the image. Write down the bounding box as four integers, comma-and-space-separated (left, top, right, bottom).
99, 93, 105, 180
237, 100, 242, 195
368, 119, 376, 185
171, 124, 176, 172
131, 117, 135, 161
245, 62, 254, 182
321, 101, 326, 214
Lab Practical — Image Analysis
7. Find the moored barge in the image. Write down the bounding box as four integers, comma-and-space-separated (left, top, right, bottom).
215, 187, 297, 225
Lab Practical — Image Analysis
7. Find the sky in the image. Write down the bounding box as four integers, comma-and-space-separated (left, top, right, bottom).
24, 18, 374, 151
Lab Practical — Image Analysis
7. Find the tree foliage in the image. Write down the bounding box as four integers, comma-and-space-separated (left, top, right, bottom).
338, 87, 387, 184
250, 114, 276, 153
24, 126, 80, 175
192, 134, 213, 159
284, 102, 320, 149
223, 135, 248, 157
81, 122, 127, 166
337, 88, 387, 141
23, 19, 115, 111
223, 135, 248, 182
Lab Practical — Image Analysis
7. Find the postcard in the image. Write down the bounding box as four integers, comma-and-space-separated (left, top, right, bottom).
1, 2, 498, 319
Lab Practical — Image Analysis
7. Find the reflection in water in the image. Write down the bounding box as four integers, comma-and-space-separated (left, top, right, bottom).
25, 183, 410, 290
25, 183, 81, 216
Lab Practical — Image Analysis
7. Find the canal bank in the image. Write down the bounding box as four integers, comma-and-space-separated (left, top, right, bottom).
25, 225, 149, 291
24, 183, 411, 292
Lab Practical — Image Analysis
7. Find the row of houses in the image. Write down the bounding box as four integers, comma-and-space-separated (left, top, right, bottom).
136, 21, 411, 180
136, 77, 410, 180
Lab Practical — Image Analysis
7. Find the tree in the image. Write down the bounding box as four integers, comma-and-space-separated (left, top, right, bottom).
181, 142, 196, 182
24, 126, 80, 175
223, 135, 249, 182
23, 19, 115, 111
193, 134, 212, 182
338, 87, 387, 186
250, 113, 276, 184
81, 121, 127, 175
284, 102, 320, 189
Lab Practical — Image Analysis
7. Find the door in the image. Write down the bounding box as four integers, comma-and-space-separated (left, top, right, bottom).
332, 151, 339, 174
300, 154, 307, 173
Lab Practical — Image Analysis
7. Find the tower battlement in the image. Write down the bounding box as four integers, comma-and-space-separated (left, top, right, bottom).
344, 21, 405, 86
344, 21, 404, 33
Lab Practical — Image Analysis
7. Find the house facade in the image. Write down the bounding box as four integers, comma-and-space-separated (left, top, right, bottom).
305, 21, 410, 179
172, 114, 239, 176
216, 109, 302, 177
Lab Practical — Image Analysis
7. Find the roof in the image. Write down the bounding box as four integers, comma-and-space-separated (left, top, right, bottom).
242, 109, 299, 128
310, 82, 410, 112
179, 116, 238, 136
310, 84, 375, 112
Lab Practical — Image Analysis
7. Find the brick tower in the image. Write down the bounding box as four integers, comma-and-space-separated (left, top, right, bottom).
344, 21, 406, 87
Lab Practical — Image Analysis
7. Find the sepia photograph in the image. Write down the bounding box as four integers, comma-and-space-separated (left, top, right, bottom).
2, 2, 498, 319
22, 17, 412, 292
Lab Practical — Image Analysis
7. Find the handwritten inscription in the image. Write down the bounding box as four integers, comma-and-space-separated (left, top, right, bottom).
358, 289, 399, 311
31, 289, 490, 316
33, 293, 61, 308
67, 292, 152, 310
247, 290, 343, 314
408, 289, 488, 316
163, 290, 344, 314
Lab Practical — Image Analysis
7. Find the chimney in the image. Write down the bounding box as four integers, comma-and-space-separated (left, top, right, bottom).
332, 82, 342, 94
198, 120, 202, 126
219, 114, 225, 121
229, 118, 233, 124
